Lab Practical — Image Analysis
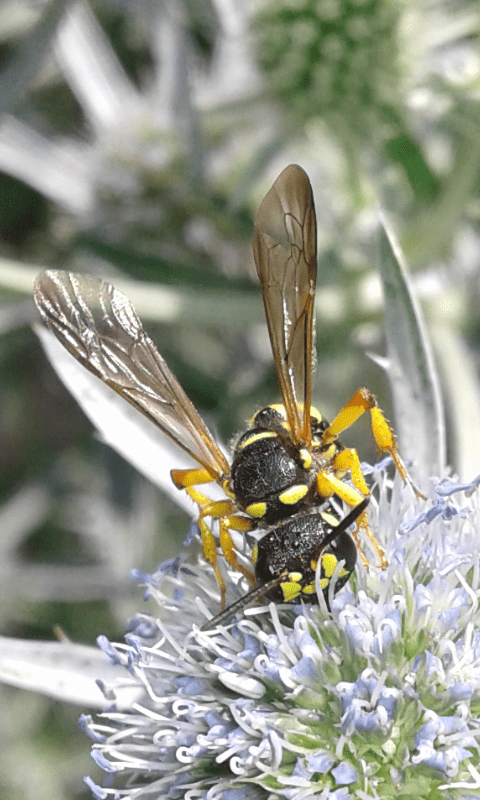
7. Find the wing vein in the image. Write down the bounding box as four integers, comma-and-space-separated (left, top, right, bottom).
253, 164, 317, 444
33, 271, 229, 479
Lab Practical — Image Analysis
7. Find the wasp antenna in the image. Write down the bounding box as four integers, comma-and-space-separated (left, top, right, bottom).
334, 496, 369, 531
200, 574, 288, 631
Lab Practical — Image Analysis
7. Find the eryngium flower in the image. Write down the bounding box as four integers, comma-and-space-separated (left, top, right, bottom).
253, 0, 403, 133
82, 466, 480, 799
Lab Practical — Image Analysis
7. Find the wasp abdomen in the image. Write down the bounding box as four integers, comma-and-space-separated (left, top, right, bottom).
254, 512, 357, 604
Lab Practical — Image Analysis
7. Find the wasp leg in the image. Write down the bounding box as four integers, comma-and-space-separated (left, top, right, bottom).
316, 471, 388, 569
320, 387, 426, 499
171, 467, 215, 488
171, 467, 236, 501
172, 478, 255, 608
199, 501, 255, 606
332, 447, 369, 496
173, 479, 232, 606
197, 514, 228, 609
196, 497, 255, 585
219, 515, 256, 587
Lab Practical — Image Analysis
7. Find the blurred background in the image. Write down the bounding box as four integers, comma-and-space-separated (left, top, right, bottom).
1, 0, 480, 797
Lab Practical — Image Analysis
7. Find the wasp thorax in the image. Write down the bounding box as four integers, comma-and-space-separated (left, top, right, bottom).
231, 405, 318, 525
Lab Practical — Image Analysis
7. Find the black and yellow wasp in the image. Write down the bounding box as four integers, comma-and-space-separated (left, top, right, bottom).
34, 165, 423, 626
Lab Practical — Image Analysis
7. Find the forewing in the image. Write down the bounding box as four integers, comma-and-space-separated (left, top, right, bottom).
253, 164, 317, 444
33, 271, 229, 479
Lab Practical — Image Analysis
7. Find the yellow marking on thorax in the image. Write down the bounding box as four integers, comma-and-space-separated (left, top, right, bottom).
246, 501, 267, 518
279, 484, 309, 505
240, 430, 277, 449
288, 571, 302, 582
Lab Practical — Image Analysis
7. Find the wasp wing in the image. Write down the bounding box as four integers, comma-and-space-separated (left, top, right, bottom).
253, 164, 317, 445
33, 271, 230, 480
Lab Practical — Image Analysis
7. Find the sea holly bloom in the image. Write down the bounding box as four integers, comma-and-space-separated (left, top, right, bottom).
81, 468, 480, 799
254, 0, 404, 136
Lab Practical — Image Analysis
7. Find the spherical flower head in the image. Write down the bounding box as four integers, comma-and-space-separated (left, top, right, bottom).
82, 466, 480, 799
253, 0, 404, 135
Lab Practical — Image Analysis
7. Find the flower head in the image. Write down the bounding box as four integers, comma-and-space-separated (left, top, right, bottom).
254, 0, 404, 135
82, 467, 480, 798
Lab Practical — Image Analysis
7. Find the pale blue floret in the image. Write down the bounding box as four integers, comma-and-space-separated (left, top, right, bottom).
436, 475, 480, 496
339, 675, 397, 735
96, 635, 123, 665
82, 470, 480, 798
91, 749, 118, 773
79, 714, 105, 743
83, 775, 107, 800
414, 714, 476, 776
125, 616, 159, 639
331, 761, 358, 784
305, 752, 335, 773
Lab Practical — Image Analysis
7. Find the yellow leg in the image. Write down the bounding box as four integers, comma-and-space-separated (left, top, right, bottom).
369, 407, 426, 499
180, 485, 231, 513
172, 478, 255, 607
353, 511, 388, 569
171, 467, 215, 489
219, 516, 256, 587
317, 471, 366, 505
321, 387, 426, 499
316, 471, 388, 569
348, 513, 389, 570
322, 387, 376, 441
333, 448, 369, 496
198, 516, 227, 609
197, 501, 255, 589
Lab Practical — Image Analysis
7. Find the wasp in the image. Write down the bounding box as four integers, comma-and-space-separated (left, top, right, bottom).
34, 165, 424, 628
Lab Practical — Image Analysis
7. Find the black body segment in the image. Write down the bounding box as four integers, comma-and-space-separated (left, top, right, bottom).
254, 511, 357, 603
231, 425, 312, 523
